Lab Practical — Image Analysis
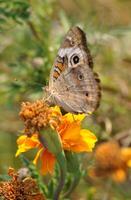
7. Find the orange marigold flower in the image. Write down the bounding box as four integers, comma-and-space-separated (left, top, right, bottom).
16, 134, 40, 156
0, 168, 45, 200
89, 141, 131, 182
58, 115, 97, 152
19, 100, 61, 136
16, 100, 97, 175
16, 134, 56, 175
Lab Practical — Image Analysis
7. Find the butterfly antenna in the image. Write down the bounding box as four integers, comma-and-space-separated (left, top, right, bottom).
42, 93, 52, 102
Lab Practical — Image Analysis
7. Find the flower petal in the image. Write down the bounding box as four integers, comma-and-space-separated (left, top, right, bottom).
61, 122, 81, 142
41, 150, 56, 175
33, 147, 43, 165
50, 106, 62, 116
80, 129, 97, 151
16, 134, 40, 157
61, 122, 97, 153
64, 113, 86, 123
66, 140, 92, 152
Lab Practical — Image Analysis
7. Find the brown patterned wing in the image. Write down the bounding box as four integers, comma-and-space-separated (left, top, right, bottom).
49, 26, 93, 88
48, 26, 101, 114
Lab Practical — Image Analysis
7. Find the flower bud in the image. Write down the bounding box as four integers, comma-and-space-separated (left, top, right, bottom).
39, 129, 62, 156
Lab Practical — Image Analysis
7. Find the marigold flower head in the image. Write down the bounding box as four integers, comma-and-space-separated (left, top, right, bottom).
16, 99, 97, 175
89, 141, 131, 182
0, 168, 45, 200
95, 141, 123, 169
19, 100, 62, 135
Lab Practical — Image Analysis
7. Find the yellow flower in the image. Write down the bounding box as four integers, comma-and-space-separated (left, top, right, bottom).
16, 134, 40, 156
16, 134, 56, 175
63, 113, 85, 123
16, 103, 97, 175
58, 119, 97, 153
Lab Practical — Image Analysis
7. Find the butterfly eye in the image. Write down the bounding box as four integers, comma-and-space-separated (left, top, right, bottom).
73, 55, 79, 64
71, 54, 80, 65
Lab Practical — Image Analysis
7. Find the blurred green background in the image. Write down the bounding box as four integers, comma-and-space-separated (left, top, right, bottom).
0, 0, 131, 199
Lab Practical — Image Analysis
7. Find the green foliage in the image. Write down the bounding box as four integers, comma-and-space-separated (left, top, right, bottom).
0, 0, 30, 31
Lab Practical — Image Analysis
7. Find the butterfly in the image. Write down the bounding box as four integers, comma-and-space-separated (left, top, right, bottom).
45, 26, 101, 114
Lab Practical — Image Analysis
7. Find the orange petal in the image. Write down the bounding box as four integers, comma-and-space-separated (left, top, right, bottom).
61, 122, 81, 141
61, 125, 97, 153
64, 137, 96, 152
65, 141, 91, 152
41, 150, 56, 175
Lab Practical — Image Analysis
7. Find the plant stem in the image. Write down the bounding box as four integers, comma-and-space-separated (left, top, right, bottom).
39, 132, 67, 200
27, 21, 42, 42
62, 151, 81, 198
54, 152, 67, 200
62, 173, 81, 198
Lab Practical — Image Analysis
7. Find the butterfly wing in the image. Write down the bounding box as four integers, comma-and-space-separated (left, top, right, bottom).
48, 26, 101, 114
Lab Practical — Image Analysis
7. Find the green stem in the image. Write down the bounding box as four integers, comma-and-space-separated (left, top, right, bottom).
38, 131, 67, 199
54, 152, 67, 200
63, 172, 81, 198
27, 20, 42, 42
